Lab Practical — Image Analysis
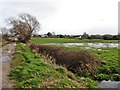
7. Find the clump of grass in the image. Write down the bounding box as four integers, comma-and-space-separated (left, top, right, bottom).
30, 44, 101, 77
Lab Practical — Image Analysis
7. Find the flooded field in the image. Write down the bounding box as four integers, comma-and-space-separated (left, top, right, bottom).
47, 43, 119, 48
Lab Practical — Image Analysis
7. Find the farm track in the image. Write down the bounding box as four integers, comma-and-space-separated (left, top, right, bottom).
0, 43, 16, 89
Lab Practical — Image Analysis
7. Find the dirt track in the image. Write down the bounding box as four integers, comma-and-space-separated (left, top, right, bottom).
0, 43, 16, 89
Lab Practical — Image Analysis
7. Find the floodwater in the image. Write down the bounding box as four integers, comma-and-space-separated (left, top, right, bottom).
47, 43, 119, 48
99, 80, 120, 89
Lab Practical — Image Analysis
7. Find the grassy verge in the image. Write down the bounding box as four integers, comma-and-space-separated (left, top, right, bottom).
9, 43, 97, 88
30, 37, 119, 44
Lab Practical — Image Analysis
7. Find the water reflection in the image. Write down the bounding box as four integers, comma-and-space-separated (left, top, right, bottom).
99, 80, 120, 89
47, 43, 119, 48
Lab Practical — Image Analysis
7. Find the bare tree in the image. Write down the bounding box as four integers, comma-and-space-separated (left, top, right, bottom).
6, 13, 40, 43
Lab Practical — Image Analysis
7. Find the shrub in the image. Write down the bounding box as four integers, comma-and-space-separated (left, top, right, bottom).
102, 34, 113, 40
84, 78, 98, 89
111, 74, 120, 81
30, 44, 101, 77
95, 74, 109, 81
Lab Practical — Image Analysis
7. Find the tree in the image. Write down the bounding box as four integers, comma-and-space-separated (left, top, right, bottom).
113, 35, 120, 40
47, 32, 53, 37
88, 34, 102, 39
6, 13, 40, 43
57, 34, 65, 38
82, 32, 89, 39
103, 34, 113, 40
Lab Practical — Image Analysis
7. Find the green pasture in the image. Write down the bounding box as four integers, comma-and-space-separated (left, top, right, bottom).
30, 37, 119, 44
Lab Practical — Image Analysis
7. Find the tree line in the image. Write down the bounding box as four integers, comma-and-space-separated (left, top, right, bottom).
33, 32, 120, 40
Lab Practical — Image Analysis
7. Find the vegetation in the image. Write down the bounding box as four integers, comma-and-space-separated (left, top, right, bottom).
30, 44, 120, 81
30, 44, 100, 77
32, 31, 120, 40
1, 10, 119, 89
6, 13, 40, 43
63, 46, 120, 81
10, 43, 98, 88
31, 37, 119, 44
7, 37, 119, 88
91, 48, 120, 81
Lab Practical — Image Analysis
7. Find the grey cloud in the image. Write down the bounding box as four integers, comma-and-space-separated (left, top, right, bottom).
0, 2, 56, 27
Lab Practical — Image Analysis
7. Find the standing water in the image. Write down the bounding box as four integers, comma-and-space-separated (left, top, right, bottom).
47, 43, 119, 48
99, 80, 120, 89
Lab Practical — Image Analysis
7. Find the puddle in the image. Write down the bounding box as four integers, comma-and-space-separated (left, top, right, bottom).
99, 80, 120, 89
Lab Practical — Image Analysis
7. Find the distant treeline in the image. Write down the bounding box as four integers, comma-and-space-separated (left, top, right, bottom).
33, 32, 120, 40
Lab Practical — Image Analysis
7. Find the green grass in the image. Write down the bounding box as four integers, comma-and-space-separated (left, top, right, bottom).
30, 37, 119, 44
10, 43, 98, 88
30, 37, 120, 81
10, 38, 119, 88
64, 46, 120, 81
91, 48, 120, 81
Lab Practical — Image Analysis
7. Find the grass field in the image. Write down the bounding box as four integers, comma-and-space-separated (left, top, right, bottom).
30, 37, 119, 44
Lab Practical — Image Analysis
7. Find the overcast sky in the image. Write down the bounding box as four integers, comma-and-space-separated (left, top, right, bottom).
0, 0, 119, 35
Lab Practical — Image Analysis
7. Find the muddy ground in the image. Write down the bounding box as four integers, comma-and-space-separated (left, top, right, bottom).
0, 43, 16, 89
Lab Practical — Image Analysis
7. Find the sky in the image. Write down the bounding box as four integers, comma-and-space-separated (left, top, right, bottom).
0, 0, 119, 35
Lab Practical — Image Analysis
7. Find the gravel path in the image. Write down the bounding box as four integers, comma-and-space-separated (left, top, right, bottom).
0, 43, 16, 89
